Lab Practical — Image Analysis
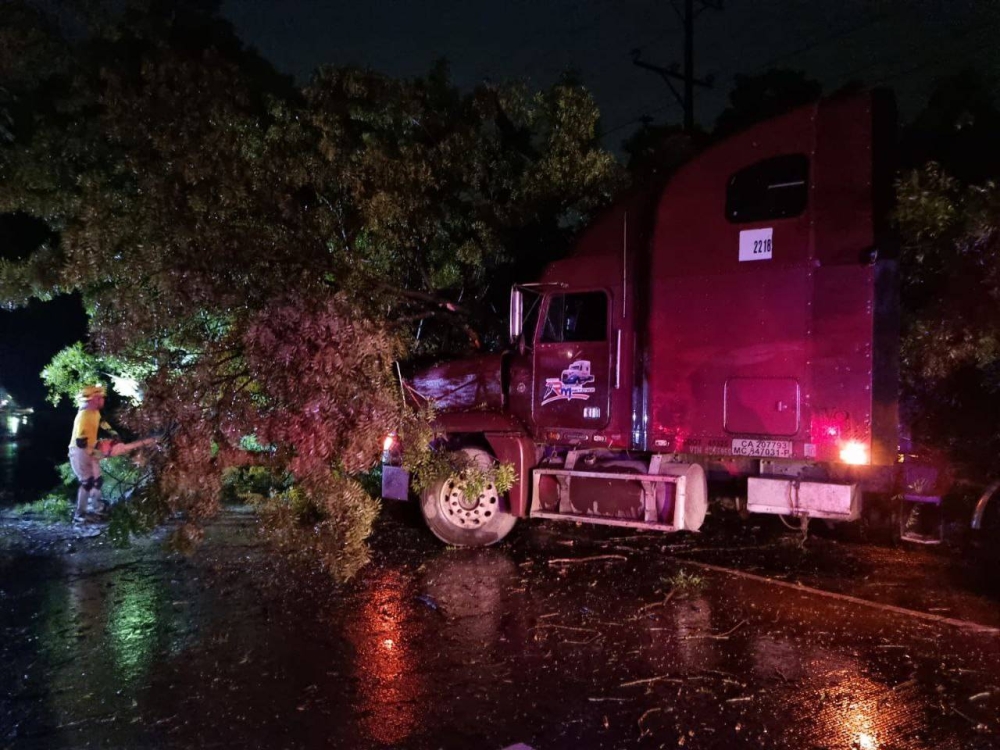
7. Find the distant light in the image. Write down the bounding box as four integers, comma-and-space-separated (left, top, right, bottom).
382, 638, 394, 650
856, 733, 877, 750
7, 416, 19, 435
839, 441, 868, 465
383, 434, 396, 452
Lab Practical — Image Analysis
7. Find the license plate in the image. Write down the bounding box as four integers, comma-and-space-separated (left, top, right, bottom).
731, 439, 792, 458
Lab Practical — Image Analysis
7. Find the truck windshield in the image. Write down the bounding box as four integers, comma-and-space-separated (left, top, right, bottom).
540, 292, 608, 343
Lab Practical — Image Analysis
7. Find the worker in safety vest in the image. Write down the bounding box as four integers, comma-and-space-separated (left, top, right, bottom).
68, 384, 114, 523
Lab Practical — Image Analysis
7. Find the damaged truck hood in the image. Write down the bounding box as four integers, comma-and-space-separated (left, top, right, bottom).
408, 354, 505, 412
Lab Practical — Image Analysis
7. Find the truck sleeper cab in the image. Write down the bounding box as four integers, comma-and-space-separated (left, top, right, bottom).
384, 90, 900, 547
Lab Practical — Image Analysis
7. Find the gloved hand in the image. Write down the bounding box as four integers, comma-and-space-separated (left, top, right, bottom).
96, 439, 118, 457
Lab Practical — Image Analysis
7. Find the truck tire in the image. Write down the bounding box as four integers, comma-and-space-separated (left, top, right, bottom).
420, 447, 517, 547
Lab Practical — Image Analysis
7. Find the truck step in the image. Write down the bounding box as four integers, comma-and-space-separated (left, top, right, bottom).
528, 510, 679, 533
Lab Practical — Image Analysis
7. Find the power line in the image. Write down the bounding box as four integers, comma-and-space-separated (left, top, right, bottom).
740, 11, 894, 79
513, 2, 642, 80
598, 101, 679, 140
513, 7, 682, 85
868, 31, 1000, 89
632, 0, 722, 132
623, 6, 889, 134
699, 10, 897, 104
601, 15, 999, 146
604, 11, 878, 138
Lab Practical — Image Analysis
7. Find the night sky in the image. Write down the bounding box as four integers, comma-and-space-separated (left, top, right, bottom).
222, 0, 1000, 137
2, 0, 999, 405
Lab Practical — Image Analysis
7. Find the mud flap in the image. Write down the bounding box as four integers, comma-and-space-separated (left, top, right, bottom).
381, 465, 411, 501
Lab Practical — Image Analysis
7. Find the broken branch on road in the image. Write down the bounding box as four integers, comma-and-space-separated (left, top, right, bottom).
547, 555, 628, 565
619, 675, 684, 689
680, 619, 748, 640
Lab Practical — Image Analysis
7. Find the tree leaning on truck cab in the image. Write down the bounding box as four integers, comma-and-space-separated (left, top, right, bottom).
6, 2, 997, 567
0, 1, 624, 576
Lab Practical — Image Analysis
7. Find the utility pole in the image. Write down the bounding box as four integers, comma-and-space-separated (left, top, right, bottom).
632, 0, 722, 133
683, 0, 695, 133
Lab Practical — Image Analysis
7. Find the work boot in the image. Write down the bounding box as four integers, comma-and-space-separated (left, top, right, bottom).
75, 486, 90, 521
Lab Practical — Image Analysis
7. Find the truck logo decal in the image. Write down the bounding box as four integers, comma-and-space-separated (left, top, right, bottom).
542, 359, 597, 405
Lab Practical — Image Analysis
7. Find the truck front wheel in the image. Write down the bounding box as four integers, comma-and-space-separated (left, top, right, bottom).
420, 447, 517, 547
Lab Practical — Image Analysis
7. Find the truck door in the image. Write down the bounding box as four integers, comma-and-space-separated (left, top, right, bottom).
532, 290, 611, 431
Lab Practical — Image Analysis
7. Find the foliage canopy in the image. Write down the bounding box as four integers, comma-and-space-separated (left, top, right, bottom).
0, 1, 624, 574
896, 163, 1000, 476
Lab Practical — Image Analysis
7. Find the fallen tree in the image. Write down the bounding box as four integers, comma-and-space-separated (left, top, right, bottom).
0, 1, 624, 576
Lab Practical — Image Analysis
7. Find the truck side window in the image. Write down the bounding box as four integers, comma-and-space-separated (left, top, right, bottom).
540, 292, 607, 343
726, 154, 809, 223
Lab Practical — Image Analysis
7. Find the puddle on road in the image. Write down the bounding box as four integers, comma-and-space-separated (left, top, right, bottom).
2, 509, 999, 749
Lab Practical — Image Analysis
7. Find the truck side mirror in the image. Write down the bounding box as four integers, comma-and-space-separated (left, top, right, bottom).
509, 287, 524, 344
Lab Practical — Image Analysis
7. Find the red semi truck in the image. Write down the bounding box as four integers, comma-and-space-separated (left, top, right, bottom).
383, 90, 904, 547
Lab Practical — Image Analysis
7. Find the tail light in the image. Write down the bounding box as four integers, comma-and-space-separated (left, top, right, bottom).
838, 440, 869, 466
812, 412, 869, 465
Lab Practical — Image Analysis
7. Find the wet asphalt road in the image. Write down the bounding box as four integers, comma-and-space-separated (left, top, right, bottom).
2, 503, 999, 750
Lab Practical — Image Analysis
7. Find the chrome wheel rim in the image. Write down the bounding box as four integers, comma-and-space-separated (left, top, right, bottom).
438, 475, 500, 530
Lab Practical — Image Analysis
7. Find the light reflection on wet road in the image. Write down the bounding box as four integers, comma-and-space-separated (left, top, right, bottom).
2, 506, 999, 749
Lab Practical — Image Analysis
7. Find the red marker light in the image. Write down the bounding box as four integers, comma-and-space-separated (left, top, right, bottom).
839, 440, 868, 465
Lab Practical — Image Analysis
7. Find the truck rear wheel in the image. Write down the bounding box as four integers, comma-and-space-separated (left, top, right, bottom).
420, 447, 517, 547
